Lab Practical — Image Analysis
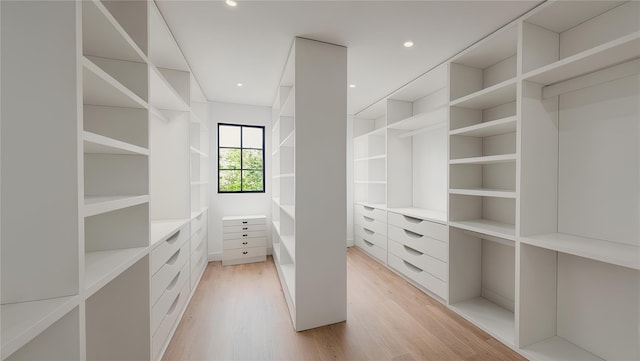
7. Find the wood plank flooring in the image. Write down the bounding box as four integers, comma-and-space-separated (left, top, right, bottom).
162, 247, 528, 361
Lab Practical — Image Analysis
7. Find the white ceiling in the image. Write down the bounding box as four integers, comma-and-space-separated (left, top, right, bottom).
156, 0, 543, 114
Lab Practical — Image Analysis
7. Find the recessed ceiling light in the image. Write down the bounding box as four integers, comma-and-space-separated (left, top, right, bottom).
226, 0, 237, 7
349, 84, 356, 88
236, 83, 243, 87
403, 41, 414, 48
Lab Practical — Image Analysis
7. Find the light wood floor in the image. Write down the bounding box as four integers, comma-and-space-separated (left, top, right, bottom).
163, 247, 527, 361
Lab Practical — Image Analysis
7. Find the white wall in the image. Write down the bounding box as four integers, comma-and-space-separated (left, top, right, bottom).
208, 101, 272, 260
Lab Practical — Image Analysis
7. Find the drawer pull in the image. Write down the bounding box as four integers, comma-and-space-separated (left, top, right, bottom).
363, 206, 374, 211
242, 241, 248, 245
166, 231, 180, 244
242, 234, 248, 237
166, 271, 181, 291
363, 239, 374, 247
363, 228, 374, 235
404, 229, 423, 239
167, 294, 180, 316
196, 214, 202, 221
403, 260, 423, 273
403, 245, 424, 256
242, 227, 248, 230
363, 216, 374, 222
403, 215, 422, 224
166, 249, 181, 265
242, 221, 248, 224
242, 251, 248, 255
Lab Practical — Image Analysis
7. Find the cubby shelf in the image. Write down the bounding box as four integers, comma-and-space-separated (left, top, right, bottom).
83, 57, 148, 109
449, 116, 517, 137
281, 235, 296, 262
149, 65, 190, 111
450, 78, 517, 109
281, 205, 295, 219
449, 188, 516, 198
522, 336, 604, 361
387, 107, 447, 131
82, 0, 146, 63
84, 247, 148, 298
84, 195, 149, 217
450, 220, 516, 240
190, 146, 208, 157
272, 220, 281, 235
279, 263, 296, 303
520, 233, 640, 271
449, 297, 515, 347
83, 131, 149, 155
523, 32, 640, 86
280, 131, 295, 148
150, 219, 190, 248
280, 89, 295, 117
449, 154, 516, 165
1, 296, 80, 360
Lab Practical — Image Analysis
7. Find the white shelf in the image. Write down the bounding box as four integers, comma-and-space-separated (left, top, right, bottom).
450, 78, 517, 109
150, 219, 190, 248
82, 0, 146, 63
520, 233, 640, 270
280, 204, 295, 219
449, 188, 516, 199
354, 154, 386, 162
272, 242, 281, 262
449, 297, 515, 347
83, 131, 149, 155
272, 198, 281, 206
386, 207, 447, 225
523, 32, 640, 86
449, 219, 516, 241
280, 131, 295, 148
354, 180, 386, 185
354, 126, 386, 141
522, 336, 604, 361
450, 116, 517, 137
148, 2, 189, 71
191, 181, 208, 186
280, 263, 296, 302
276, 173, 295, 179
83, 57, 147, 109
281, 235, 296, 262
449, 154, 517, 165
355, 201, 388, 210
280, 89, 295, 117
387, 107, 447, 131
84, 195, 149, 217
190, 146, 209, 158
149, 65, 189, 111
1, 296, 80, 360
191, 208, 208, 220
84, 247, 148, 298
272, 220, 281, 235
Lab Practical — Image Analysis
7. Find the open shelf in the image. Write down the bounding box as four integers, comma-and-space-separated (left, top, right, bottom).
84, 195, 149, 217
280, 131, 295, 148
450, 116, 517, 137
450, 297, 515, 347
449, 154, 516, 165
84, 247, 148, 298
450, 220, 516, 240
280, 205, 295, 219
521, 233, 640, 270
387, 107, 447, 131
279, 263, 296, 303
149, 2, 189, 71
1, 296, 80, 360
83, 57, 147, 109
280, 235, 296, 262
280, 88, 295, 117
190, 146, 208, 158
450, 78, 517, 109
82, 0, 146, 63
150, 219, 190, 248
449, 188, 516, 199
149, 65, 190, 111
83, 131, 149, 156
522, 336, 604, 361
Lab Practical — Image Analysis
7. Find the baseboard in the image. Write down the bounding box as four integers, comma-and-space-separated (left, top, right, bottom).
346, 238, 354, 247
208, 251, 222, 262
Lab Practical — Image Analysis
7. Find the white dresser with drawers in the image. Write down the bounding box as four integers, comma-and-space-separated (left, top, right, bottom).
222, 215, 267, 266
353, 204, 388, 263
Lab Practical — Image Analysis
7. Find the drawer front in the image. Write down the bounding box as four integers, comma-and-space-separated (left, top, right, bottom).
355, 235, 386, 264
388, 212, 448, 242
354, 204, 387, 222
190, 229, 207, 254
190, 250, 207, 289
388, 253, 447, 300
151, 262, 190, 333
223, 230, 265, 240
151, 225, 190, 275
223, 246, 266, 261
191, 211, 208, 236
354, 215, 386, 236
191, 220, 208, 242
222, 216, 266, 227
388, 239, 447, 281
152, 281, 190, 361
224, 237, 267, 250
223, 224, 266, 233
151, 241, 190, 305
354, 225, 387, 250
388, 225, 448, 262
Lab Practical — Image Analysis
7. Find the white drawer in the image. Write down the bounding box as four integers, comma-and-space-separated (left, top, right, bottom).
190, 250, 207, 290
152, 281, 190, 361
224, 236, 267, 250
223, 224, 266, 233
190, 229, 207, 254
355, 235, 386, 264
191, 220, 208, 242
354, 204, 387, 222
388, 253, 447, 300
223, 246, 266, 262
151, 225, 190, 275
388, 225, 448, 262
354, 225, 387, 250
223, 230, 265, 240
354, 215, 386, 236
191, 211, 208, 236
151, 241, 190, 305
388, 212, 448, 242
151, 262, 190, 333
388, 239, 447, 281
221, 215, 266, 227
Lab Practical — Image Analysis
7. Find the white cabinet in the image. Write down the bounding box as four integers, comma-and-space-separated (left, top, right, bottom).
353, 204, 387, 264
222, 215, 267, 266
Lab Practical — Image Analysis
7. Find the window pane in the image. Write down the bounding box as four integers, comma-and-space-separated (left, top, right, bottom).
219, 148, 241, 169
242, 149, 263, 170
219, 170, 241, 192
242, 170, 264, 191
219, 125, 241, 147
242, 127, 263, 149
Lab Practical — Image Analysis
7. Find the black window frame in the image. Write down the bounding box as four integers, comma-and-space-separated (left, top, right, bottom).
217, 123, 266, 193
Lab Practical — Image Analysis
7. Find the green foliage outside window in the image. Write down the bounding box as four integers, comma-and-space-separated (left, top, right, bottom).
218, 124, 265, 193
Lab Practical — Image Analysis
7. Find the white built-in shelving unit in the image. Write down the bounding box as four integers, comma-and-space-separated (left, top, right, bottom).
1, 1, 210, 360
271, 37, 347, 331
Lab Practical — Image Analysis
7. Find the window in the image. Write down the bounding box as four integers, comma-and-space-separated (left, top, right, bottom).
218, 123, 265, 193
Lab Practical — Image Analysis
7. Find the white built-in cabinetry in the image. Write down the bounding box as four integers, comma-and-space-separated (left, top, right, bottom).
271, 37, 347, 331
222, 215, 267, 266
354, 1, 640, 360
1, 1, 209, 360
